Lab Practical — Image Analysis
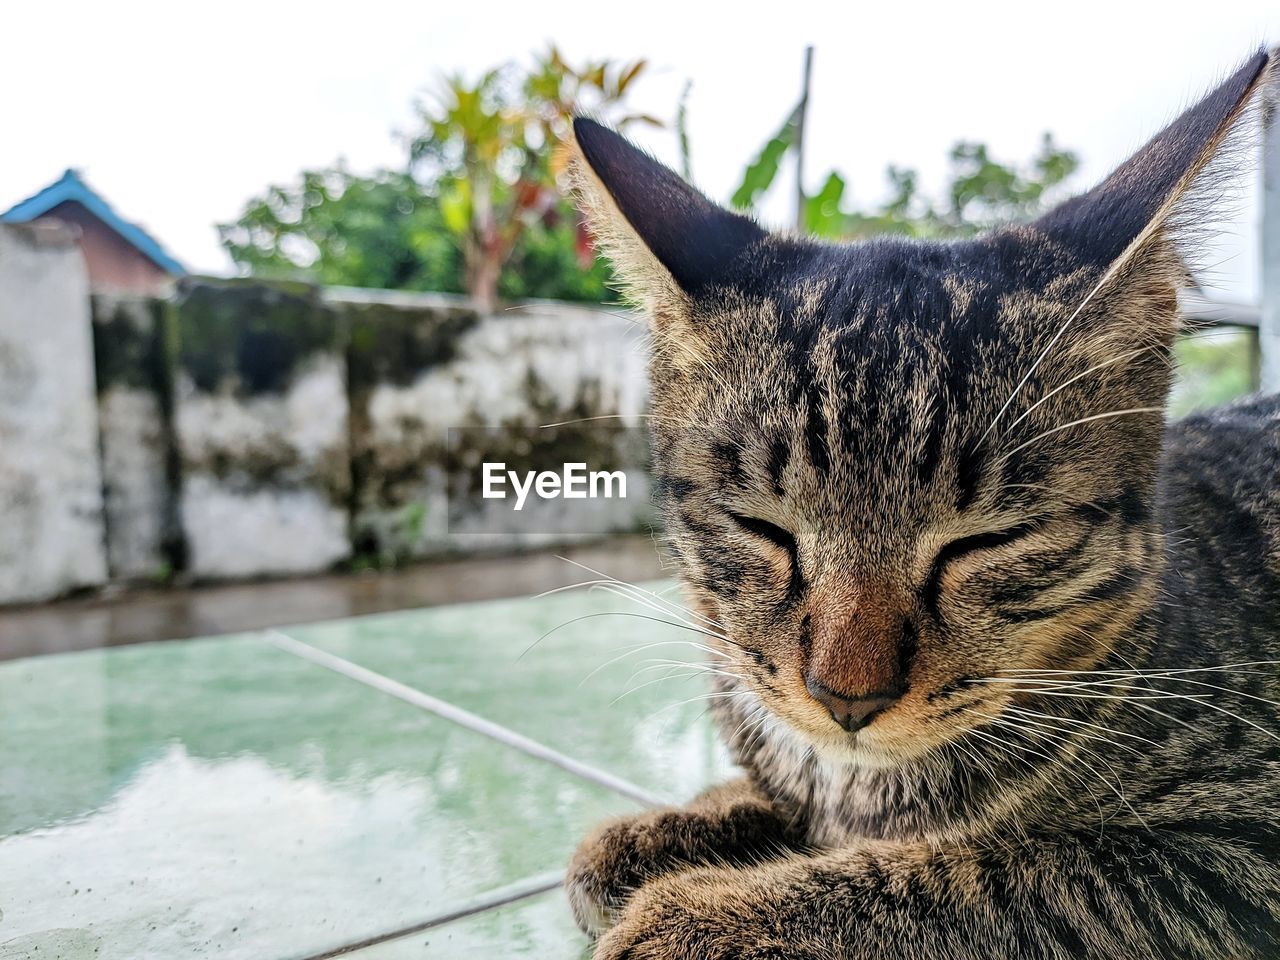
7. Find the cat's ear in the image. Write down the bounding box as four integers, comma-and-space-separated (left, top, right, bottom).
570, 117, 765, 311
1036, 48, 1275, 296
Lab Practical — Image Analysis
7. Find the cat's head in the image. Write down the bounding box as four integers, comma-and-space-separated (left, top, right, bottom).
571, 50, 1275, 768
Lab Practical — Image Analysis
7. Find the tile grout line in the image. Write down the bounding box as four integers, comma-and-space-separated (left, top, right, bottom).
265, 629, 670, 808
293, 869, 567, 960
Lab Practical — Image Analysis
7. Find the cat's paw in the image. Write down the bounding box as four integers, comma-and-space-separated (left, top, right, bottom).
589, 891, 720, 960
566, 810, 716, 937
591, 869, 809, 960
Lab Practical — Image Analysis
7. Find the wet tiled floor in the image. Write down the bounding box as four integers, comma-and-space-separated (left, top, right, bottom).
0, 580, 732, 959
0, 537, 667, 662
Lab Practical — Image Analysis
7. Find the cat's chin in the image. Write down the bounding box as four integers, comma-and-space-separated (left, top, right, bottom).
745, 693, 943, 772
798, 726, 919, 771
817, 742, 901, 770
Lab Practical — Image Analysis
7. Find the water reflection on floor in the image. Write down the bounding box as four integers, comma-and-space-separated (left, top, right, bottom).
0, 581, 732, 959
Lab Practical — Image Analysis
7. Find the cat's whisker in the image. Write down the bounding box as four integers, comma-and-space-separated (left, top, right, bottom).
645, 686, 752, 711
989, 670, 1280, 711
622, 658, 723, 686
724, 705, 758, 745
974, 719, 1123, 823
628, 659, 746, 685
741, 709, 773, 746
577, 638, 733, 690
585, 581, 728, 637
978, 671, 1188, 691
999, 659, 1280, 674
580, 576, 719, 623
998, 683, 1280, 744
553, 555, 730, 632
541, 573, 727, 636
591, 587, 733, 644
981, 714, 1150, 828
537, 412, 698, 430
1000, 346, 1156, 437
968, 678, 1213, 701
1002, 672, 1280, 710
1006, 687, 1212, 703
1004, 705, 1162, 748
642, 689, 759, 721
610, 666, 712, 704
982, 709, 1147, 759
995, 406, 1165, 464
941, 714, 1009, 790
1085, 691, 1202, 737
519, 610, 731, 661
1129, 687, 1280, 744
976, 253, 1131, 447
946, 736, 995, 788
964, 726, 1110, 828
997, 482, 1124, 520
996, 660, 1280, 679
740, 711, 776, 756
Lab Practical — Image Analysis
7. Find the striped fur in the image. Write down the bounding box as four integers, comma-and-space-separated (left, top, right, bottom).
567, 51, 1280, 959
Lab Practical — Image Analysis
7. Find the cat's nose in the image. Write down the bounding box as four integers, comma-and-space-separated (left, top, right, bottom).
804, 676, 900, 733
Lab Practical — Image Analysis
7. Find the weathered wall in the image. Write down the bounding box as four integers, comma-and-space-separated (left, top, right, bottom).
340, 289, 652, 562
91, 293, 180, 580
0, 269, 654, 600
0, 223, 108, 603
174, 280, 351, 579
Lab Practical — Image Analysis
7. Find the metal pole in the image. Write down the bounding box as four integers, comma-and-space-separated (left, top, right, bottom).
1262, 79, 1280, 393
794, 46, 814, 232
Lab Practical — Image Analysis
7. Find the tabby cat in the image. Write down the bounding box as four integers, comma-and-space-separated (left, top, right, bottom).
563, 48, 1280, 959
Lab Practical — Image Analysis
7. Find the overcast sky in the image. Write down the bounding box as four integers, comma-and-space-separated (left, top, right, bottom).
4, 1, 1276, 298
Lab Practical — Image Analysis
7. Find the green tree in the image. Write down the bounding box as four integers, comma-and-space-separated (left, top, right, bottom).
220, 47, 661, 307
218, 167, 463, 292
734, 109, 1079, 239
411, 48, 659, 308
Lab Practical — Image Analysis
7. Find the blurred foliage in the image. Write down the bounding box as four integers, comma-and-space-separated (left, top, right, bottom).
733, 108, 799, 212
410, 49, 659, 308
219, 168, 463, 293
1170, 330, 1258, 418
221, 46, 658, 306
676, 81, 694, 181
734, 105, 1079, 238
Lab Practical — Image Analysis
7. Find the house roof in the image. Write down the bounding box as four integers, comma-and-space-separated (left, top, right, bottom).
2, 169, 185, 275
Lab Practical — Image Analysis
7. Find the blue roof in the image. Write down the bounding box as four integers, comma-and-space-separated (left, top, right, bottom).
2, 169, 185, 275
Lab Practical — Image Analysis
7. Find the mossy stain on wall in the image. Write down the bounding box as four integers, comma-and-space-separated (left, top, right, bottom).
91, 297, 170, 395
344, 300, 479, 393
176, 279, 338, 395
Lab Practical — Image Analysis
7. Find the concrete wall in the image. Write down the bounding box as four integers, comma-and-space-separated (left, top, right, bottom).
341, 290, 651, 562
174, 280, 351, 579
91, 293, 180, 580
0, 223, 108, 604
0, 268, 653, 601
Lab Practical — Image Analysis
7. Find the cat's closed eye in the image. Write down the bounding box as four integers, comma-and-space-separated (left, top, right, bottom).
729, 513, 795, 552
729, 514, 803, 589
921, 521, 1046, 615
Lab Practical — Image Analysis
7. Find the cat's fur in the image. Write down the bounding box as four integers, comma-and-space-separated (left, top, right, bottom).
566, 50, 1280, 959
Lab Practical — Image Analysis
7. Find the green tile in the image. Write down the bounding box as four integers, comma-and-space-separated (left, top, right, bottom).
0, 637, 634, 960
346, 890, 590, 959
285, 581, 736, 801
